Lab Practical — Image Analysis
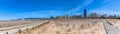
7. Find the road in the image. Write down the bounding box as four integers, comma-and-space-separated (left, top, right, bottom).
103, 21, 120, 34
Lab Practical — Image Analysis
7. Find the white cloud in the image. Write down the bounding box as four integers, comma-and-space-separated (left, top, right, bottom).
67, 0, 94, 14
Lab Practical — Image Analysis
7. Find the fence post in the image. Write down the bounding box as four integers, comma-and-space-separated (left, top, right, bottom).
35, 26, 37, 29
37, 25, 39, 28
38, 25, 39, 28
35, 26, 37, 28
6, 32, 8, 34
27, 27, 29, 34
36, 25, 38, 28
32, 26, 35, 29
19, 29, 21, 34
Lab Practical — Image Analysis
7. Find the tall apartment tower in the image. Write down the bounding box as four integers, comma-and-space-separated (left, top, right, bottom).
84, 9, 87, 19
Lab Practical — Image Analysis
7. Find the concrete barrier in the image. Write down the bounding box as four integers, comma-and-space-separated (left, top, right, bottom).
0, 20, 49, 34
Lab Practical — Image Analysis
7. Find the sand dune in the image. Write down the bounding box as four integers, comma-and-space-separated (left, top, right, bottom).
17, 19, 106, 34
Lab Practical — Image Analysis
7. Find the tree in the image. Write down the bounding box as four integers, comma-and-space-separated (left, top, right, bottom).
117, 15, 120, 19
50, 16, 55, 19
101, 14, 107, 19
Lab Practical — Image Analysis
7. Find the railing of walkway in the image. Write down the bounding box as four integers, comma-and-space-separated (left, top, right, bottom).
0, 20, 49, 34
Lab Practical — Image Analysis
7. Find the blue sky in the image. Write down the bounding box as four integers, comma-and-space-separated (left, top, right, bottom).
0, 0, 120, 20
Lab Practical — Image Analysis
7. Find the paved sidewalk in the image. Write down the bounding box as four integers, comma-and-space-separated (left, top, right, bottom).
103, 21, 120, 34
